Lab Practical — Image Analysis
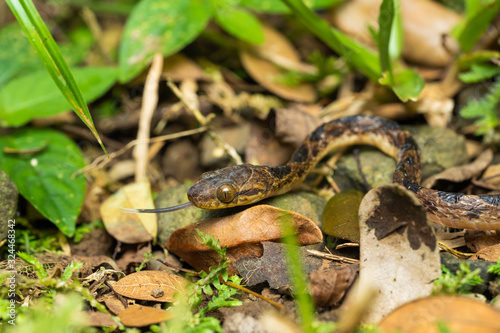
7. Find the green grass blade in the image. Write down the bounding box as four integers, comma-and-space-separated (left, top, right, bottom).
6, 0, 108, 156
378, 0, 395, 84
280, 0, 381, 81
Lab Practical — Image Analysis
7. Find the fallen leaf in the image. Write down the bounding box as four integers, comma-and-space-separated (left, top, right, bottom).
273, 107, 322, 146
379, 296, 500, 332
102, 294, 126, 315
357, 184, 441, 323
465, 230, 500, 253
161, 53, 207, 81
166, 205, 323, 274
322, 190, 364, 242
113, 270, 188, 302
474, 163, 500, 191
309, 264, 357, 307
422, 149, 493, 188
234, 241, 331, 290
329, 0, 461, 67
100, 180, 157, 243
85, 311, 118, 328
239, 23, 316, 103
471, 243, 500, 262
119, 304, 173, 327
246, 119, 295, 166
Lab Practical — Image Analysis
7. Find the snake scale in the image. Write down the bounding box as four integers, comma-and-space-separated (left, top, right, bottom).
129, 115, 500, 230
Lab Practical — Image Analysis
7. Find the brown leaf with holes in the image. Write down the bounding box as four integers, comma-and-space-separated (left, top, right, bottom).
309, 264, 357, 307
358, 184, 440, 323
379, 296, 500, 332
422, 149, 493, 188
239, 23, 316, 103
113, 270, 188, 302
119, 304, 173, 327
166, 205, 323, 274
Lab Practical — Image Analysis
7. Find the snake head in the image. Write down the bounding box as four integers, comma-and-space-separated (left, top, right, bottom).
187, 164, 268, 209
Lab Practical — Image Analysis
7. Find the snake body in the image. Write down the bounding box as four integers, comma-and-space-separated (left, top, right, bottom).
187, 115, 500, 230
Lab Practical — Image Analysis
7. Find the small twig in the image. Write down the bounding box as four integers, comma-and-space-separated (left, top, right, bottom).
134, 53, 163, 181
74, 126, 207, 176
166, 78, 243, 165
104, 280, 129, 309
80, 7, 113, 65
306, 249, 359, 264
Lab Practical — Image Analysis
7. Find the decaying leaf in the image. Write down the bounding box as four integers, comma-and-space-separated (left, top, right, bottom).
357, 184, 441, 323
161, 53, 207, 82
474, 162, 500, 190
471, 243, 500, 262
101, 294, 126, 315
322, 190, 364, 242
379, 296, 500, 332
273, 107, 322, 147
246, 119, 295, 166
100, 180, 157, 243
422, 149, 493, 188
119, 304, 173, 327
234, 241, 333, 291
309, 264, 357, 307
166, 205, 323, 274
329, 0, 461, 67
239, 23, 317, 103
85, 311, 118, 328
113, 270, 188, 302
465, 230, 500, 253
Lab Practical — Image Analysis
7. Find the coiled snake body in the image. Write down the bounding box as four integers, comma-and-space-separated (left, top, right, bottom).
139, 116, 500, 230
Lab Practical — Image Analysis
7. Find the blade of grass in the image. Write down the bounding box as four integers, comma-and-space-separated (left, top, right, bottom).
280, 215, 315, 333
6, 0, 108, 156
378, 0, 395, 84
280, 0, 381, 81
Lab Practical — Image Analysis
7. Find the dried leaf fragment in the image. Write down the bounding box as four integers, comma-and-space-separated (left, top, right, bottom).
379, 296, 500, 332
239, 24, 316, 102
358, 184, 440, 323
100, 180, 157, 243
119, 304, 173, 327
309, 264, 357, 307
166, 204, 323, 274
113, 270, 188, 302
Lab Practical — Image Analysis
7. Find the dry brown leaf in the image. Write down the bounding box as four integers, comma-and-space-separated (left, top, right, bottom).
162, 53, 207, 81
234, 241, 332, 290
100, 180, 157, 243
119, 304, 173, 327
471, 243, 500, 262
102, 294, 126, 315
465, 230, 500, 253
379, 296, 500, 332
422, 149, 493, 188
474, 163, 500, 190
309, 264, 357, 307
358, 184, 441, 323
239, 24, 316, 103
85, 311, 118, 328
329, 0, 461, 67
273, 107, 322, 146
246, 120, 295, 166
113, 270, 188, 302
407, 83, 454, 127
166, 204, 323, 274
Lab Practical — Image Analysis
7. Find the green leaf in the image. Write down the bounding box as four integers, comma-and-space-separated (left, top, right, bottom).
0, 129, 86, 236
0, 67, 118, 127
241, 0, 344, 13
459, 63, 500, 83
452, 0, 500, 52
457, 50, 500, 70
460, 80, 500, 134
17, 252, 48, 279
119, 0, 212, 82
6, 0, 108, 155
214, 6, 264, 44
378, 0, 395, 84
379, 68, 424, 102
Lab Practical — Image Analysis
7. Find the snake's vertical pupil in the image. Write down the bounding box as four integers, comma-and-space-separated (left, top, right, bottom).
217, 184, 236, 203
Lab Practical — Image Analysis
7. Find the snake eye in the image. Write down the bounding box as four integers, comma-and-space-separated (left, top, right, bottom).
216, 184, 236, 203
